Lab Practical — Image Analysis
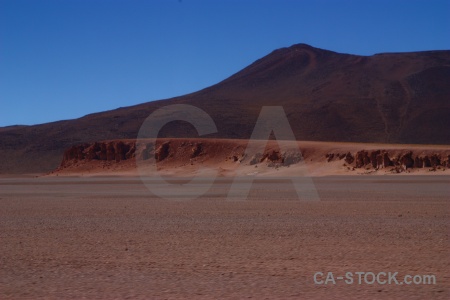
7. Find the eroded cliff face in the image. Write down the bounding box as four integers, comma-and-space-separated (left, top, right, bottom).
60, 139, 308, 171
60, 141, 136, 167
59, 140, 217, 168
59, 139, 450, 174
326, 150, 450, 173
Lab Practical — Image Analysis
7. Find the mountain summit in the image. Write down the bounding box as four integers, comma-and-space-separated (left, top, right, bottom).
1, 44, 449, 173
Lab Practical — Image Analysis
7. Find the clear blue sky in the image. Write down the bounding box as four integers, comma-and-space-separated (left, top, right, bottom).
1, 0, 449, 126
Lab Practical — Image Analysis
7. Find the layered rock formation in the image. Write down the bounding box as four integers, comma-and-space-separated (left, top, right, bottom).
60, 141, 136, 167
326, 150, 450, 173
58, 139, 450, 174
59, 140, 213, 169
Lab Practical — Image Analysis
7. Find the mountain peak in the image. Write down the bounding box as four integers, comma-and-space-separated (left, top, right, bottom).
1, 44, 450, 173
284, 43, 338, 54
221, 43, 339, 84
289, 43, 319, 50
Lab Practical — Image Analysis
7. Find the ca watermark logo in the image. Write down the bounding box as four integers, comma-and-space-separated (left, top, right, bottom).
136, 104, 319, 201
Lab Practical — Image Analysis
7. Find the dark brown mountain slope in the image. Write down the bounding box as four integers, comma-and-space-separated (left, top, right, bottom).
1, 44, 449, 173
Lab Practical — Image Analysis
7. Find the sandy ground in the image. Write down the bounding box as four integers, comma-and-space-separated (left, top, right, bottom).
0, 176, 449, 299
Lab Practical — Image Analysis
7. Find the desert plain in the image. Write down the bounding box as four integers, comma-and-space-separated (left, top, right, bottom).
1, 170, 449, 299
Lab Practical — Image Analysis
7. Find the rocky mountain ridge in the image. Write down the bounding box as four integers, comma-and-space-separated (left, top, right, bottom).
57, 139, 450, 175
2, 44, 450, 173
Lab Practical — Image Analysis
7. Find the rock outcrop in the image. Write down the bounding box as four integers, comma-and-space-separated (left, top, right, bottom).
326, 149, 450, 173
58, 139, 449, 175
155, 142, 170, 162
61, 141, 135, 167
190, 143, 203, 158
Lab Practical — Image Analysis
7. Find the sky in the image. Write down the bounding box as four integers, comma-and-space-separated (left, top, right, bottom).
1, 0, 449, 126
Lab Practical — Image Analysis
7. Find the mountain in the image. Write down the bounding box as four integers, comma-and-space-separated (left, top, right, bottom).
1, 44, 449, 173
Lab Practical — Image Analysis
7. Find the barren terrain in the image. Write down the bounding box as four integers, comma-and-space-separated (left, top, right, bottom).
1, 43, 449, 299
0, 176, 449, 299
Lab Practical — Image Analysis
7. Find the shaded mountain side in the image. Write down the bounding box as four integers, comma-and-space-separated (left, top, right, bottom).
1, 44, 450, 173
